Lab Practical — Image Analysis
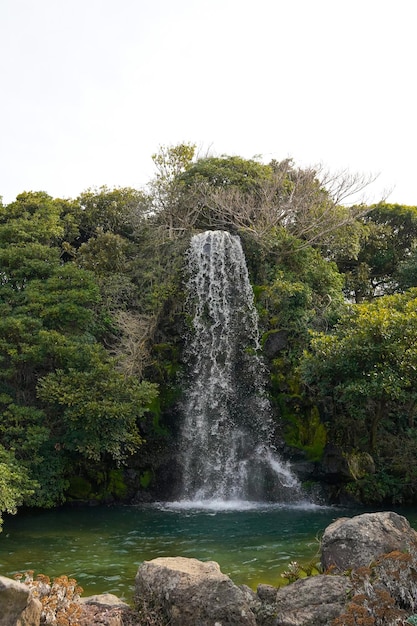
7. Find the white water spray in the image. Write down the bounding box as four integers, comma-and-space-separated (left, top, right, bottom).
179, 230, 303, 504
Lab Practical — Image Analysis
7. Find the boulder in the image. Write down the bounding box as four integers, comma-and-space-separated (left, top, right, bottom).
80, 593, 130, 609
321, 510, 417, 572
16, 597, 42, 626
135, 556, 257, 625
78, 592, 134, 626
271, 575, 351, 626
0, 575, 41, 626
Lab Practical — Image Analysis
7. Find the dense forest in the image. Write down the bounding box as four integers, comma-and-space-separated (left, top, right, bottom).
2, 143, 417, 527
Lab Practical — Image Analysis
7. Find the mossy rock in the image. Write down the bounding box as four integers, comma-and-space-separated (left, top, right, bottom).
347, 452, 375, 480
139, 470, 153, 489
107, 469, 128, 498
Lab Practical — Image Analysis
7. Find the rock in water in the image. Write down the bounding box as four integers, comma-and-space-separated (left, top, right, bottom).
321, 510, 417, 572
135, 556, 257, 625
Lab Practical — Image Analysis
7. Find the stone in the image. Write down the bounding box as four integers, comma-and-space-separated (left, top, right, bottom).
318, 443, 352, 483
272, 575, 351, 626
16, 597, 42, 626
135, 556, 257, 625
263, 330, 288, 357
321, 510, 417, 572
80, 593, 130, 608
78, 594, 135, 626
346, 451, 375, 480
0, 575, 41, 626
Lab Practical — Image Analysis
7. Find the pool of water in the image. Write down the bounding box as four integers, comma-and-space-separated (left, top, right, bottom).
0, 501, 410, 602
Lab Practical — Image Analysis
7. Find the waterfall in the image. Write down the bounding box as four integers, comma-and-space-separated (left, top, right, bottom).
179, 230, 302, 503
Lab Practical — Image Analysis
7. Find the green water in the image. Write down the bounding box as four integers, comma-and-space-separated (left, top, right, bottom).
0, 502, 410, 602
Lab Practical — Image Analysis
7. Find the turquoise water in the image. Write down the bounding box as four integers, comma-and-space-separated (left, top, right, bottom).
0, 502, 409, 602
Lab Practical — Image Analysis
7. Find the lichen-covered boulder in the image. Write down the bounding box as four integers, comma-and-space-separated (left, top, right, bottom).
0, 575, 41, 626
135, 556, 257, 625
321, 511, 417, 572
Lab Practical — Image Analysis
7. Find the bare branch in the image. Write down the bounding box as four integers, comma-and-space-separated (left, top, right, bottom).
111, 312, 158, 379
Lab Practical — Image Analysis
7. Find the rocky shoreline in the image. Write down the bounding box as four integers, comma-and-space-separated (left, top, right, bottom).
2, 511, 417, 625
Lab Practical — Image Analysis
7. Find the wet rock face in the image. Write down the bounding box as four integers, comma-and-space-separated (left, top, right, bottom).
135, 556, 257, 625
320, 510, 417, 572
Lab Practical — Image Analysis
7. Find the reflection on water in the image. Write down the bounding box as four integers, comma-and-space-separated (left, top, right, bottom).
0, 503, 412, 601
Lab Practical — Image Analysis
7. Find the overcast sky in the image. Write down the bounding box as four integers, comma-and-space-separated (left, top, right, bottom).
1, 0, 415, 205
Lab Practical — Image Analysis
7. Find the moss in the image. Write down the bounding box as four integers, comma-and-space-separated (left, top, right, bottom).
67, 476, 93, 500
347, 451, 375, 480
285, 406, 327, 462
139, 470, 153, 489
107, 469, 128, 498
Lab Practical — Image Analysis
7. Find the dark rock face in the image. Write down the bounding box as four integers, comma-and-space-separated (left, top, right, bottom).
321, 510, 417, 572
135, 556, 257, 625
263, 330, 288, 358
318, 443, 352, 484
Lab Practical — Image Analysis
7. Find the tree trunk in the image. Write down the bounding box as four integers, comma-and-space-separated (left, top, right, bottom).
370, 398, 385, 451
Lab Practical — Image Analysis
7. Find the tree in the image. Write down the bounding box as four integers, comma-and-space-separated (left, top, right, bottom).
149, 143, 196, 238
37, 351, 157, 464
301, 290, 417, 454
255, 232, 346, 338
0, 445, 36, 530
0, 189, 159, 508
150, 149, 375, 247
76, 186, 149, 243
0, 191, 65, 244
336, 203, 417, 302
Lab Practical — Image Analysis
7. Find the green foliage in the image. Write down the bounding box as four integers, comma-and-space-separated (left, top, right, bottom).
285, 406, 327, 461
0, 187, 163, 516
336, 202, 417, 301
302, 289, 417, 451
0, 191, 65, 244
67, 476, 93, 500
77, 185, 149, 240
301, 289, 417, 502
139, 469, 153, 488
77, 231, 131, 275
37, 356, 157, 463
180, 154, 274, 192
107, 469, 128, 498
0, 445, 36, 529
25, 263, 100, 333
252, 230, 346, 337
280, 559, 321, 585
152, 143, 196, 183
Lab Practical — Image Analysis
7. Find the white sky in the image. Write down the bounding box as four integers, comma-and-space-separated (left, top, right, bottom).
1, 0, 416, 206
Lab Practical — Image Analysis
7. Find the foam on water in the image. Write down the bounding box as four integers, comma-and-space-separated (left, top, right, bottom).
156, 499, 323, 513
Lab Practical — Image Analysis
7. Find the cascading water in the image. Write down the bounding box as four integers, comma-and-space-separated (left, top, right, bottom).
179, 230, 303, 504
